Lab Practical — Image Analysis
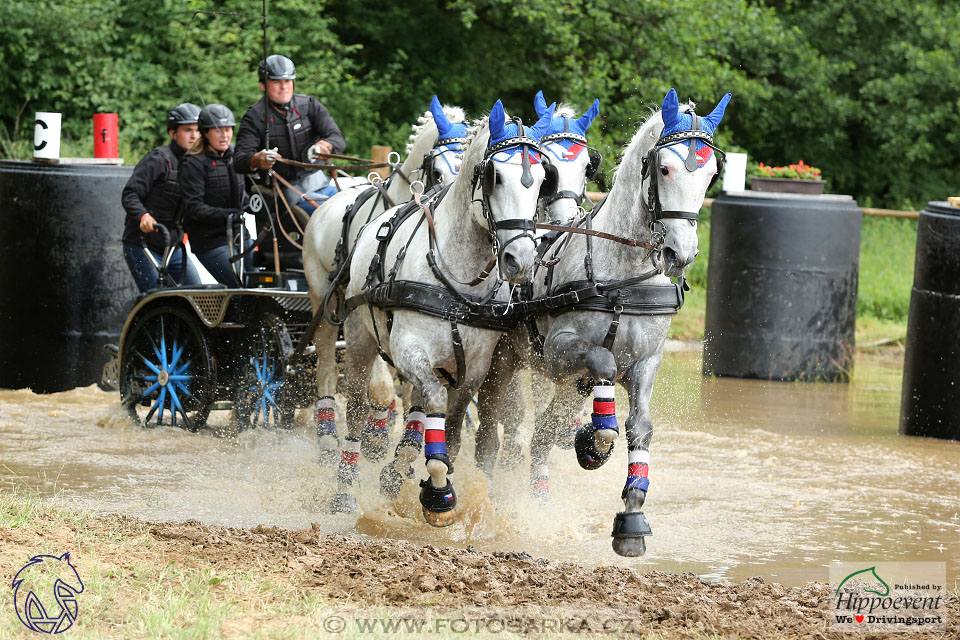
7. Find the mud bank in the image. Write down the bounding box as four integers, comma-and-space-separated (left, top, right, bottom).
2, 508, 956, 639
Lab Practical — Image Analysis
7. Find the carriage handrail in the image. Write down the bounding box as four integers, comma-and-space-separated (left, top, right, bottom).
140, 222, 187, 288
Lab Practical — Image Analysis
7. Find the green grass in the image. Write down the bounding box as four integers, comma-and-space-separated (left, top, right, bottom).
668, 214, 916, 343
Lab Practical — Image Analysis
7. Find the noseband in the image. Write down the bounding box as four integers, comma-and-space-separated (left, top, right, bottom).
640, 112, 726, 223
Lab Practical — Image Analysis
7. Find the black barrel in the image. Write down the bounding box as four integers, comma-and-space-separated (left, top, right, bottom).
703, 191, 862, 381
900, 201, 960, 440
0, 159, 137, 392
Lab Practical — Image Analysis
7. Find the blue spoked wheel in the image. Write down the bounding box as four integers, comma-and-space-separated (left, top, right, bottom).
235, 313, 295, 430
120, 305, 215, 431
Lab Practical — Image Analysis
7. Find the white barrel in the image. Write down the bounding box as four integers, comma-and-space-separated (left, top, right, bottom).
722, 151, 747, 192
33, 112, 62, 160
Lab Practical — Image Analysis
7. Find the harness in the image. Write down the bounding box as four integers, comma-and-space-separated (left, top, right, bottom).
538, 124, 602, 211
421, 135, 467, 190
522, 119, 723, 355
338, 124, 545, 388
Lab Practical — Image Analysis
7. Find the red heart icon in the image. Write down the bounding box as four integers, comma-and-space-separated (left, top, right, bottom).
855, 615, 864, 623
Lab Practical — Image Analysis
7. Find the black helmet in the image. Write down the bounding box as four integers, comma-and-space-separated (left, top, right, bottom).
258, 54, 296, 81
166, 102, 200, 130
198, 104, 236, 130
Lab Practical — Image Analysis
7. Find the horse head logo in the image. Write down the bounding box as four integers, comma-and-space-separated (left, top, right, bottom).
12, 553, 84, 634
835, 566, 890, 598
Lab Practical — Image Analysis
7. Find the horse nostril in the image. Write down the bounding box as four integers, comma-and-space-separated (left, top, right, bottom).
502, 252, 520, 276
662, 246, 678, 266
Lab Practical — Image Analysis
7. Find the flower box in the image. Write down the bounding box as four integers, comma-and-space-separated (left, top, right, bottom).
750, 176, 826, 195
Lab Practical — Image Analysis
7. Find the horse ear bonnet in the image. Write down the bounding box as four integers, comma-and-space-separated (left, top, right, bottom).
586, 149, 602, 180
539, 161, 559, 198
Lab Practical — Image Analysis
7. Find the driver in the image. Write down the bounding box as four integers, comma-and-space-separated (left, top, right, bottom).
233, 54, 345, 214
121, 103, 203, 292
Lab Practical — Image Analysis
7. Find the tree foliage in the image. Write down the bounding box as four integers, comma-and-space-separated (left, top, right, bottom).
1, 0, 958, 208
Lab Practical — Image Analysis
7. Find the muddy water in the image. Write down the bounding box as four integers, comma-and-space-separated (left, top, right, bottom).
1, 347, 958, 587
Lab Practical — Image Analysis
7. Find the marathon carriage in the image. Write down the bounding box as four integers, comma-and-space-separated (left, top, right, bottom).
101, 180, 337, 432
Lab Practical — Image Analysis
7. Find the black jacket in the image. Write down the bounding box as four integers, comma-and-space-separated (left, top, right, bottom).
179, 145, 244, 254
121, 142, 188, 253
234, 94, 345, 184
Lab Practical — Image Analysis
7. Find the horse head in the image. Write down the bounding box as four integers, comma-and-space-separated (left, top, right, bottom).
421, 95, 469, 189
645, 88, 731, 277
534, 91, 601, 222
474, 99, 557, 284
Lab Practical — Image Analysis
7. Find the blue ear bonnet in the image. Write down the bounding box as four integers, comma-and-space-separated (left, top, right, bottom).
486, 99, 555, 160
428, 95, 468, 149
534, 91, 600, 163
660, 88, 731, 167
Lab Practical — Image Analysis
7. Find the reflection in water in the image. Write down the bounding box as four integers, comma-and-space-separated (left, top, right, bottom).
0, 348, 957, 587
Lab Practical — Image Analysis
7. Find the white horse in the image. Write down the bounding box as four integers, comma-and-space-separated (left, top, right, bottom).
302, 97, 468, 464
476, 91, 602, 475
477, 88, 731, 556
336, 100, 557, 521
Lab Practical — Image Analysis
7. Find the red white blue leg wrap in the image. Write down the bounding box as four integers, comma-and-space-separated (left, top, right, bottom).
338, 437, 361, 487
316, 395, 337, 439
591, 382, 618, 433
625, 448, 650, 492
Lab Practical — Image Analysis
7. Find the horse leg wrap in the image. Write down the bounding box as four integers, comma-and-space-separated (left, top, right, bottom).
330, 437, 360, 513
316, 395, 339, 466
556, 407, 586, 450
530, 464, 549, 503
418, 413, 457, 526
622, 448, 650, 499
380, 407, 425, 498
423, 413, 449, 486
361, 403, 390, 462
575, 381, 618, 470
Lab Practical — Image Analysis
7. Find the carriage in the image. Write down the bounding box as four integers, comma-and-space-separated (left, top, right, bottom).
101, 186, 322, 431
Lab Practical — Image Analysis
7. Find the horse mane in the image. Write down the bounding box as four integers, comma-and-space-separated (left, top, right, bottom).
404, 104, 468, 156
445, 113, 491, 211
555, 103, 577, 118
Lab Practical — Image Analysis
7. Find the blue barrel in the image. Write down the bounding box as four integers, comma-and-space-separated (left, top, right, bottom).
900, 201, 960, 440
0, 160, 137, 392
703, 191, 862, 381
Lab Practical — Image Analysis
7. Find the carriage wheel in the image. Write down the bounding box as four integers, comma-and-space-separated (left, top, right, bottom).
235, 313, 296, 430
120, 305, 215, 432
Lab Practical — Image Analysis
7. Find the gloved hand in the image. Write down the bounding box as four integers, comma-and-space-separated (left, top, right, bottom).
307, 140, 333, 162
251, 147, 280, 170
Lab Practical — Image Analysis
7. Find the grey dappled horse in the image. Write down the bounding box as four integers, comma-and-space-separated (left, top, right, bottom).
303, 97, 468, 465
477, 88, 731, 556
478, 91, 602, 473
337, 100, 558, 522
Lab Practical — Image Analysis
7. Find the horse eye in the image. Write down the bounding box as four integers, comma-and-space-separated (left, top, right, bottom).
660, 167, 669, 176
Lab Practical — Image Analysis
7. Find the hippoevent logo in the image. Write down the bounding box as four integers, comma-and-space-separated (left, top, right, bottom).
11, 553, 84, 634
828, 562, 945, 633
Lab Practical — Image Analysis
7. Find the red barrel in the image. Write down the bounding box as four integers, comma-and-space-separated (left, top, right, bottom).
93, 113, 119, 158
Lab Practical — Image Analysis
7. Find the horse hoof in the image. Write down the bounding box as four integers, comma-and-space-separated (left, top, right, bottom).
361, 428, 388, 462
612, 536, 646, 557
574, 428, 615, 470
422, 506, 458, 528
329, 493, 357, 514
419, 478, 457, 527
379, 463, 404, 498
611, 510, 652, 557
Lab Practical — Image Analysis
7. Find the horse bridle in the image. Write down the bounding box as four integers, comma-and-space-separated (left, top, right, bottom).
470, 117, 545, 255
640, 111, 726, 225
538, 126, 603, 211
422, 136, 467, 190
